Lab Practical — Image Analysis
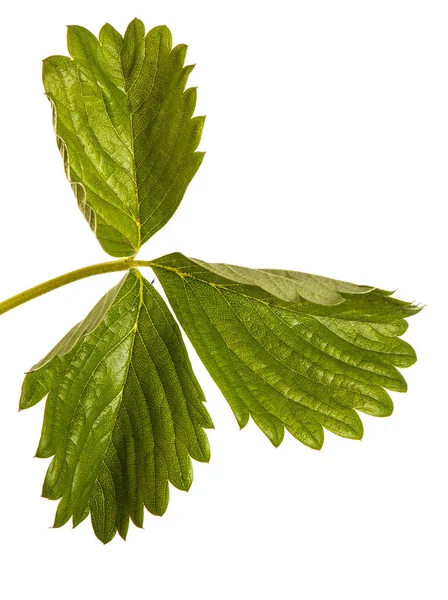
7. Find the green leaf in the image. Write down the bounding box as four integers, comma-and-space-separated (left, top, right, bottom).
20, 269, 213, 543
152, 253, 420, 449
43, 18, 204, 257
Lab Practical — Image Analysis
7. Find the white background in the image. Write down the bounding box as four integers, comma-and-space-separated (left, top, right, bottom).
0, 1, 446, 598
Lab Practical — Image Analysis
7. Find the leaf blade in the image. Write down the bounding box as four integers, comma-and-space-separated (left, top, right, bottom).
152, 253, 420, 449
20, 269, 212, 543
43, 19, 204, 257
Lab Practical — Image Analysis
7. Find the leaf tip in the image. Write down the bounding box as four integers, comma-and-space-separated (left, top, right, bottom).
314, 439, 324, 451
270, 437, 283, 449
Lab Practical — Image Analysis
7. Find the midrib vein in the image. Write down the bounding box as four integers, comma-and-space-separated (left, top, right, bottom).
119, 53, 141, 253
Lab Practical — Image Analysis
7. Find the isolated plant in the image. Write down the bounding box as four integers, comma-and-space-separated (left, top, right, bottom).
0, 19, 421, 544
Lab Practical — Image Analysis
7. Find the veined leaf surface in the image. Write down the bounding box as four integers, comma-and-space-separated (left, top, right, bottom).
20, 269, 213, 543
43, 18, 204, 257
153, 253, 420, 449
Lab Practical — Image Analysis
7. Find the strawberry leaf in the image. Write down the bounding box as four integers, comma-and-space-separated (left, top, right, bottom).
20, 269, 213, 543
153, 253, 420, 449
43, 19, 204, 257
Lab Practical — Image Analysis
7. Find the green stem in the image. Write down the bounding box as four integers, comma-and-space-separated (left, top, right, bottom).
0, 258, 155, 317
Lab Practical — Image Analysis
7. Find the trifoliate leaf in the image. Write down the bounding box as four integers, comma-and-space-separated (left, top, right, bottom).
43, 18, 204, 257
152, 253, 420, 449
20, 269, 213, 543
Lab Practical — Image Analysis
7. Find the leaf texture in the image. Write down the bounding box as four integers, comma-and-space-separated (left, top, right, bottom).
153, 253, 420, 449
43, 18, 204, 257
20, 269, 213, 543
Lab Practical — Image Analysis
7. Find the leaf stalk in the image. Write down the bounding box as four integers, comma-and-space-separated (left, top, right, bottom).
0, 258, 155, 316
